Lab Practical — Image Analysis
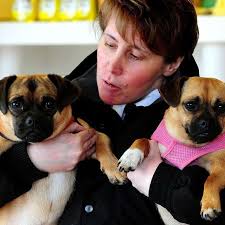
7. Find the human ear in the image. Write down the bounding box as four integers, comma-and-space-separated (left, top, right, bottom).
163, 56, 184, 77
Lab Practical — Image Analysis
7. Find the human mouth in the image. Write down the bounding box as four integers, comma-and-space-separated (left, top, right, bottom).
103, 80, 120, 91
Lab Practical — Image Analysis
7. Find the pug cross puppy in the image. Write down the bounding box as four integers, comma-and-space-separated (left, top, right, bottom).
118, 76, 225, 223
0, 74, 126, 225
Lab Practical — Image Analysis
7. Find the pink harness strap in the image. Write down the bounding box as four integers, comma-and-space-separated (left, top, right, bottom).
151, 120, 225, 170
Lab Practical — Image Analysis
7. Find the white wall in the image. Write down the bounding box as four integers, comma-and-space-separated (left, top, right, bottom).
0, 43, 224, 81
194, 44, 225, 81
0, 45, 97, 76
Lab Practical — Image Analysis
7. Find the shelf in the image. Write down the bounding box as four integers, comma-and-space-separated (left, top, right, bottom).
198, 16, 225, 43
0, 16, 225, 46
0, 21, 99, 46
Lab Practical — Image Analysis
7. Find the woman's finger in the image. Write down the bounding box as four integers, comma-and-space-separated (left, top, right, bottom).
85, 146, 96, 159
62, 122, 86, 134
83, 134, 97, 151
78, 128, 97, 144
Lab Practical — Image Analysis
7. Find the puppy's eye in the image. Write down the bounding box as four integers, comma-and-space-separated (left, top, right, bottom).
184, 101, 199, 112
45, 101, 56, 110
214, 103, 225, 115
9, 99, 24, 112
42, 97, 57, 111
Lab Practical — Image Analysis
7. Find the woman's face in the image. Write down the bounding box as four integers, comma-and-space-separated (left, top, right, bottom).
97, 16, 178, 105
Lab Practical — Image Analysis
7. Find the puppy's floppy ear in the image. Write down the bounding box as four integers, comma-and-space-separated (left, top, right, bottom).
0, 75, 17, 114
48, 74, 80, 112
159, 76, 188, 107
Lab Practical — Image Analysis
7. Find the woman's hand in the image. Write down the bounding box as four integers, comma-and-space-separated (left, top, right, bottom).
28, 122, 97, 173
127, 140, 162, 197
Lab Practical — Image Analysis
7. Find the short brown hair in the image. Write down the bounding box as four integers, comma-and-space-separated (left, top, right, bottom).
98, 0, 198, 63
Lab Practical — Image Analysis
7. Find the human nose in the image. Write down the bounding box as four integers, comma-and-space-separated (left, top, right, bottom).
109, 50, 124, 76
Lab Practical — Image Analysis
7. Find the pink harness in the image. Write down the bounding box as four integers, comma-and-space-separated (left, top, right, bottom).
151, 120, 225, 170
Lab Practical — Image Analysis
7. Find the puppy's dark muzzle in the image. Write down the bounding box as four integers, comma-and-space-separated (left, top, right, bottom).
15, 114, 54, 143
186, 117, 222, 144
23, 132, 45, 143
25, 116, 35, 127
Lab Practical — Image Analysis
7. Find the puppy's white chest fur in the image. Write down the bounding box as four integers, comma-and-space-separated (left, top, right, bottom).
1, 170, 76, 225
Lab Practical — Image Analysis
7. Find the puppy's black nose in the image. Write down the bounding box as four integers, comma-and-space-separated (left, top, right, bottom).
25, 116, 34, 127
198, 119, 208, 129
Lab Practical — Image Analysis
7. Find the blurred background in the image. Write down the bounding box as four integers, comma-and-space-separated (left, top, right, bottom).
0, 0, 225, 81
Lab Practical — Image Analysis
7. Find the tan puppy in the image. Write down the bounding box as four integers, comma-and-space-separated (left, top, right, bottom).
118, 76, 225, 222
0, 74, 126, 225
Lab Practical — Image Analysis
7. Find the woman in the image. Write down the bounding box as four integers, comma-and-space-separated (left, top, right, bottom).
2, 0, 223, 225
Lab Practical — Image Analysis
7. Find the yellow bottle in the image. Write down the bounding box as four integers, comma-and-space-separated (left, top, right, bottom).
213, 0, 225, 15
38, 0, 59, 21
57, 0, 77, 21
12, 0, 37, 22
0, 0, 13, 21
74, 0, 97, 21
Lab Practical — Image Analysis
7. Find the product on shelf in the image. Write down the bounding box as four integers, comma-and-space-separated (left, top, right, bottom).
194, 0, 225, 15
0, 0, 13, 21
213, 0, 225, 15
2, 0, 100, 22
12, 0, 38, 21
37, 0, 98, 21
194, 0, 217, 14
38, 0, 59, 21
57, 0, 77, 20
202, 0, 217, 8
73, 0, 97, 20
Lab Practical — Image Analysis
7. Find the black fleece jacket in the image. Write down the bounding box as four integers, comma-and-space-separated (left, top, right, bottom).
0, 51, 225, 225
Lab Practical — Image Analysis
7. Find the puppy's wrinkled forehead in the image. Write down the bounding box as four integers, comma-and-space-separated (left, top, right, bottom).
8, 75, 57, 101
181, 77, 225, 104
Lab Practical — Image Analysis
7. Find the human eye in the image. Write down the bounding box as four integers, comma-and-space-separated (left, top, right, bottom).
103, 35, 117, 49
104, 41, 116, 48
129, 50, 145, 61
129, 53, 142, 60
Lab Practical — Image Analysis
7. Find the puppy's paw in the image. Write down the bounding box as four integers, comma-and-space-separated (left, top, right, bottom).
118, 148, 144, 172
201, 191, 222, 221
100, 156, 128, 185
200, 208, 221, 221
107, 170, 128, 185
